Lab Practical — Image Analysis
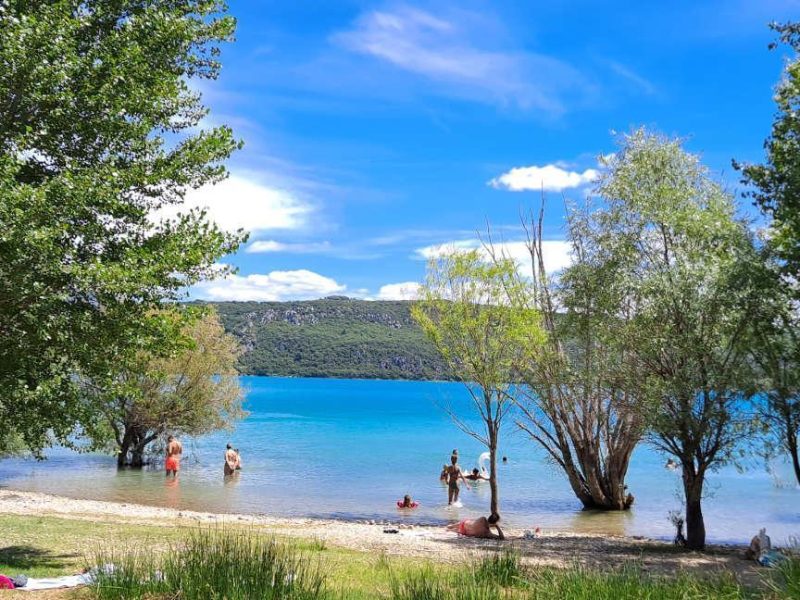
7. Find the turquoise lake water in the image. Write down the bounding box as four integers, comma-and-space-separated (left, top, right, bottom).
1, 376, 798, 544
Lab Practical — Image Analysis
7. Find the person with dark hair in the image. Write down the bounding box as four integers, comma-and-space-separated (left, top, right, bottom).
165, 435, 182, 479
465, 468, 489, 481
224, 443, 238, 476
445, 453, 469, 505
447, 513, 504, 539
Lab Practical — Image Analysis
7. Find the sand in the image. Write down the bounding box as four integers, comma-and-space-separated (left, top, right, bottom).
0, 488, 764, 583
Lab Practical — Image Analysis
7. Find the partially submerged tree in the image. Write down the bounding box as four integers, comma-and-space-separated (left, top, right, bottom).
412, 251, 544, 516
586, 129, 761, 549
0, 1, 244, 456
748, 263, 800, 486
93, 310, 245, 468
510, 204, 645, 510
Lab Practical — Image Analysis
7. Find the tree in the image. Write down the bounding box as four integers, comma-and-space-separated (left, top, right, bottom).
92, 309, 245, 467
412, 250, 544, 517
737, 21, 800, 282
0, 1, 245, 455
511, 204, 645, 510
585, 129, 761, 549
748, 260, 800, 486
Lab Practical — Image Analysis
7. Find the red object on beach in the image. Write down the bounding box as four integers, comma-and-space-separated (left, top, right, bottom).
396, 501, 419, 509
0, 575, 14, 589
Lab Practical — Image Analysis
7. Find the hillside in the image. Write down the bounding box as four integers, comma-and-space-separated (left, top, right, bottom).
204, 298, 453, 380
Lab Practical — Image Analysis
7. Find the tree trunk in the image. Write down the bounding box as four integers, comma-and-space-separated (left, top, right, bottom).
116, 425, 155, 469
488, 427, 499, 516
130, 444, 146, 468
682, 464, 706, 550
117, 429, 132, 468
788, 430, 800, 487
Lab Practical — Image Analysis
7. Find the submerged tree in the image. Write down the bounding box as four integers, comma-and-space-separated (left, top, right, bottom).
0, 1, 244, 456
92, 310, 245, 468
748, 263, 800, 486
412, 251, 544, 516
509, 203, 645, 511
585, 129, 761, 550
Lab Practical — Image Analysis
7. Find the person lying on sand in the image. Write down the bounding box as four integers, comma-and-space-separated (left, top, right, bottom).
465, 468, 489, 481
446, 454, 470, 504
447, 513, 504, 540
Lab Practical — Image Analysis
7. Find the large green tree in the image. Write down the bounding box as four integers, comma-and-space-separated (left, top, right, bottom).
91, 309, 245, 468
512, 206, 645, 511
412, 250, 544, 517
0, 0, 245, 455
587, 129, 761, 550
737, 21, 800, 281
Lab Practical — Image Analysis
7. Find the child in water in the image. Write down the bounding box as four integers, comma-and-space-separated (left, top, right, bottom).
398, 494, 418, 509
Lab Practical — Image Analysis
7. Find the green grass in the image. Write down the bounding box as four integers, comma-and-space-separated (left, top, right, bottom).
2, 514, 800, 599
388, 554, 759, 600
92, 529, 325, 600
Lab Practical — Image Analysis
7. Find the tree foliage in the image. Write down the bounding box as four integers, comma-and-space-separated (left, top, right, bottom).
747, 258, 800, 486
412, 250, 545, 516
585, 129, 761, 549
91, 309, 245, 467
737, 21, 800, 281
0, 0, 245, 455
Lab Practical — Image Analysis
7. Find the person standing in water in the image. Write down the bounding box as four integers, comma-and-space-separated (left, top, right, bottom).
224, 443, 238, 476
446, 453, 469, 505
165, 435, 182, 479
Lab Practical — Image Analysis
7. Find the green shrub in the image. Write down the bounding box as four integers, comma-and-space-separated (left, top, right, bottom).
92, 529, 325, 600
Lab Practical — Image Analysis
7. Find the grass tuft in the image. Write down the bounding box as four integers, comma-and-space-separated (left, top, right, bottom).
91, 528, 326, 600
473, 549, 527, 588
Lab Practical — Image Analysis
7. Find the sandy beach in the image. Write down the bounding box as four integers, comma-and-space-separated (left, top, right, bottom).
0, 489, 762, 584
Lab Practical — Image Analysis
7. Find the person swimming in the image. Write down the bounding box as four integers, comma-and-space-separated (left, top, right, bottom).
447, 513, 504, 540
465, 468, 489, 481
397, 494, 418, 509
439, 464, 448, 482
445, 453, 470, 505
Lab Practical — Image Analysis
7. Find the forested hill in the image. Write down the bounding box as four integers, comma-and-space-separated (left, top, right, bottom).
204, 298, 454, 381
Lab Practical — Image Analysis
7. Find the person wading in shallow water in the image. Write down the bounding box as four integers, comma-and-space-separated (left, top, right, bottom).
165, 435, 182, 479
446, 453, 470, 505
224, 443, 238, 476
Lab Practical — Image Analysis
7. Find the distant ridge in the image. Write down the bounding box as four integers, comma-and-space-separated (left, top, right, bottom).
201, 298, 454, 381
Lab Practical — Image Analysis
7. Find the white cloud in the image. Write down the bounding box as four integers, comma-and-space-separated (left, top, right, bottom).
154, 174, 311, 235
194, 270, 346, 302
489, 164, 599, 192
332, 6, 584, 112
246, 240, 332, 254
376, 281, 421, 300
416, 239, 573, 276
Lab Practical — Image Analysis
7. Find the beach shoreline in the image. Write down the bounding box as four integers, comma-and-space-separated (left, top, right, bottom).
0, 488, 760, 581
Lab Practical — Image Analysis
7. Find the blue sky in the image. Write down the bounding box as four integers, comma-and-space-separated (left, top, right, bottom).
187, 0, 800, 302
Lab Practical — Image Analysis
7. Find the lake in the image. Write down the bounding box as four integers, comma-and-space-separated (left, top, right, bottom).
1, 376, 798, 544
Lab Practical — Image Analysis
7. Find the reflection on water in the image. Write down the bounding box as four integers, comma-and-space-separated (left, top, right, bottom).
164, 478, 181, 509
567, 508, 635, 537
0, 376, 798, 544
